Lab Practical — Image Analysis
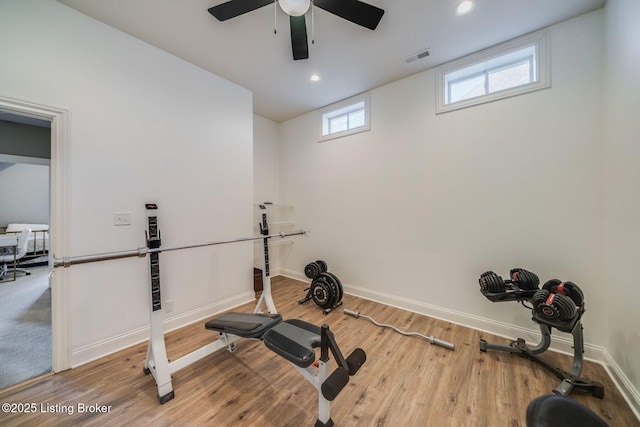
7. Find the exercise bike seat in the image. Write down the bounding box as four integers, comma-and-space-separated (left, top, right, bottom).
263, 319, 321, 368
205, 312, 282, 339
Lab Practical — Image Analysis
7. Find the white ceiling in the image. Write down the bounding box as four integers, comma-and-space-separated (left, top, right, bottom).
57, 0, 605, 122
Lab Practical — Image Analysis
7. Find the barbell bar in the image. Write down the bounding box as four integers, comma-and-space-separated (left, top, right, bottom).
53, 229, 307, 268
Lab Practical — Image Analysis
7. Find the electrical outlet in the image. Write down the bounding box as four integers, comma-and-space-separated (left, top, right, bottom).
114, 212, 132, 226
165, 299, 174, 313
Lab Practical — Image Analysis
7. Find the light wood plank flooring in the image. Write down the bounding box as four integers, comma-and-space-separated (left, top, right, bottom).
1, 276, 638, 426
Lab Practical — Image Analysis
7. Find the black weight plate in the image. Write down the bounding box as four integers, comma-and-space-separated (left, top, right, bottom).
316, 260, 328, 273
480, 272, 504, 293
561, 281, 585, 306
478, 272, 493, 291
305, 262, 320, 279
510, 268, 540, 290
311, 276, 335, 309
553, 293, 577, 321
311, 281, 332, 308
532, 289, 549, 309
318, 272, 338, 307
542, 279, 562, 292
325, 272, 343, 303
521, 269, 540, 290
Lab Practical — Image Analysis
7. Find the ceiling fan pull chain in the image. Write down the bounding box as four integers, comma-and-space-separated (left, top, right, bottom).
274, 0, 278, 34
311, 0, 315, 44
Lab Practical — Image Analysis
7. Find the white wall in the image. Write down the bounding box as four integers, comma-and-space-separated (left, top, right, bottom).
253, 114, 280, 205
0, 162, 50, 225
253, 114, 294, 274
603, 0, 640, 406
0, 0, 254, 365
279, 12, 606, 345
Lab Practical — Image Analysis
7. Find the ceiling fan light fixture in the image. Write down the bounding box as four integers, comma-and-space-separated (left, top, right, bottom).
279, 0, 311, 17
455, 0, 476, 16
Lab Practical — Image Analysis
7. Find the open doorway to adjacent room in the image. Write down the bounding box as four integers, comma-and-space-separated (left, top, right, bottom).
0, 110, 52, 390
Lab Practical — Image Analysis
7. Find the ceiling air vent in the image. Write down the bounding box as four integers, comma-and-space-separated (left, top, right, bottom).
403, 49, 430, 64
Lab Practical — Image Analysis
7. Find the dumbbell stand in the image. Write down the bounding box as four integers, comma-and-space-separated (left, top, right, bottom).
479, 320, 604, 398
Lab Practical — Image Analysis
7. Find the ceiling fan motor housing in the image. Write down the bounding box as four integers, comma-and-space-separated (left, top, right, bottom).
279, 0, 311, 16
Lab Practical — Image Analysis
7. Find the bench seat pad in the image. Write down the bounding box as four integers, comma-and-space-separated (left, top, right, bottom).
205, 312, 282, 339
263, 319, 321, 368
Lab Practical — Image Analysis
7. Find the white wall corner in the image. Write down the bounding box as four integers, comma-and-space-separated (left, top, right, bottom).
602, 350, 640, 422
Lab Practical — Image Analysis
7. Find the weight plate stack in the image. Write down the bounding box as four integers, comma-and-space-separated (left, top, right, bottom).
310, 272, 344, 309
310, 273, 337, 309
324, 272, 343, 304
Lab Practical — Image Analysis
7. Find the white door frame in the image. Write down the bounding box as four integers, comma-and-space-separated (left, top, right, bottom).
0, 95, 70, 372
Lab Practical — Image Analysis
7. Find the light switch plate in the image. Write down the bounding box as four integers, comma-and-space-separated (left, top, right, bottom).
114, 212, 132, 226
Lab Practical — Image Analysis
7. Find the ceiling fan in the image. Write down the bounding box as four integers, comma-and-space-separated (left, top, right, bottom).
208, 0, 385, 60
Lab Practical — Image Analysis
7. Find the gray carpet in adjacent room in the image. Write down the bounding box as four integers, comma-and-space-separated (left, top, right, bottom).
0, 267, 51, 390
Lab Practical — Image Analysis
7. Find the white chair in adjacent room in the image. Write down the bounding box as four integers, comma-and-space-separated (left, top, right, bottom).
0, 229, 32, 280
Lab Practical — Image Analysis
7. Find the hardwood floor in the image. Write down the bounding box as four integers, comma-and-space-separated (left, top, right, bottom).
1, 276, 638, 426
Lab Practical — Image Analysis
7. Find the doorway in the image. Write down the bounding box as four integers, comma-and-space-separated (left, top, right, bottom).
0, 95, 71, 389
0, 111, 52, 389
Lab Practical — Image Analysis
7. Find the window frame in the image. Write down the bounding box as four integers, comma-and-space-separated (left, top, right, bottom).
436, 30, 550, 114
318, 93, 371, 142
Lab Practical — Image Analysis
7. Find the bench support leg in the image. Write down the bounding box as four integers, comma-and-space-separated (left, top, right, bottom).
316, 360, 333, 427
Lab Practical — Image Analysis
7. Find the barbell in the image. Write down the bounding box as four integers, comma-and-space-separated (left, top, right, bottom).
53, 229, 307, 268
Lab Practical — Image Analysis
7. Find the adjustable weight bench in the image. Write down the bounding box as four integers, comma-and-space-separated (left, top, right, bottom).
205, 314, 366, 427
143, 203, 358, 417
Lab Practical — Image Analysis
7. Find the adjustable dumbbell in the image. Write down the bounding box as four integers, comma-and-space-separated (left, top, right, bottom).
479, 268, 539, 293
532, 280, 583, 322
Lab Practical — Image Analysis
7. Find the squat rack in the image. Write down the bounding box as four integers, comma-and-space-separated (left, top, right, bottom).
52, 203, 308, 403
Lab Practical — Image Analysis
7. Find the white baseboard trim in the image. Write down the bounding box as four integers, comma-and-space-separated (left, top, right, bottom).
350, 283, 605, 362
603, 350, 640, 421
280, 268, 603, 359
280, 269, 640, 421
71, 291, 255, 367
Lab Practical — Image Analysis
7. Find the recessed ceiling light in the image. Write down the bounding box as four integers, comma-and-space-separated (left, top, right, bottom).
456, 0, 476, 16
310, 74, 320, 82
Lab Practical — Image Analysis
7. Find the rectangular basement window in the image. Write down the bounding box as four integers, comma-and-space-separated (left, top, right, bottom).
319, 94, 370, 142
436, 30, 550, 114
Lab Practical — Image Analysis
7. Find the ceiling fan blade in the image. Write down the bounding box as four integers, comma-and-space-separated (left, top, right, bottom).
314, 0, 384, 30
290, 15, 309, 60
208, 0, 273, 21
